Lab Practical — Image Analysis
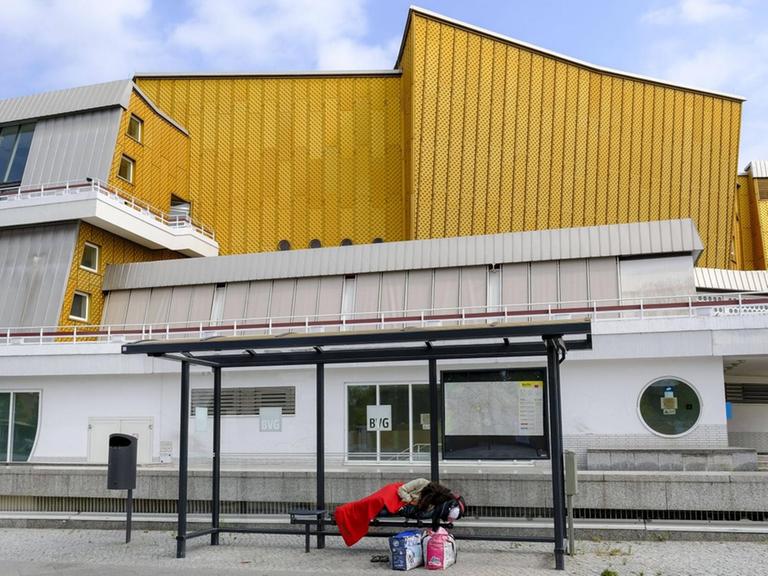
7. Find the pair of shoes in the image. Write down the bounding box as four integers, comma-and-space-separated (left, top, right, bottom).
370, 554, 389, 563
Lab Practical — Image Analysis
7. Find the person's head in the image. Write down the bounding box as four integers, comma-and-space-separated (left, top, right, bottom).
416, 481, 454, 511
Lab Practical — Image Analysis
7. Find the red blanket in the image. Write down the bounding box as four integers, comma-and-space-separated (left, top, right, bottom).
334, 482, 405, 546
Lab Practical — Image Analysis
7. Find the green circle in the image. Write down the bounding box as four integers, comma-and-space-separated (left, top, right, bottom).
639, 378, 701, 436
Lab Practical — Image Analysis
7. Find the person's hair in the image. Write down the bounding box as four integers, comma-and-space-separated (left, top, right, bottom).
416, 481, 454, 512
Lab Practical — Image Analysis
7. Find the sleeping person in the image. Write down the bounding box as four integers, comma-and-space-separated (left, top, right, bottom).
334, 478, 465, 546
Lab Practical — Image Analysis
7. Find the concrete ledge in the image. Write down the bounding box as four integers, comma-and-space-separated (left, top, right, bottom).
1, 466, 767, 513
586, 448, 758, 472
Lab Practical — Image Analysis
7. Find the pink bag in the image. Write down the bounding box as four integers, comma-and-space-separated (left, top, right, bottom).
422, 527, 457, 570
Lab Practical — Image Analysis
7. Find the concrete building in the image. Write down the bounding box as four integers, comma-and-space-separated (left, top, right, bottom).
0, 6, 766, 482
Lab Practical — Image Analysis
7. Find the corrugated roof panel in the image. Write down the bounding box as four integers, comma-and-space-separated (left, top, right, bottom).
747, 161, 768, 178
0, 80, 132, 125
104, 219, 704, 291
695, 267, 768, 292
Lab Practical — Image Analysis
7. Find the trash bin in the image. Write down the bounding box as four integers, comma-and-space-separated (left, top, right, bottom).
107, 433, 137, 490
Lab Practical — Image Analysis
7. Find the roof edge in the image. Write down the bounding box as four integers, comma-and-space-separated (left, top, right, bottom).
398, 6, 746, 102
131, 83, 189, 136
134, 70, 402, 79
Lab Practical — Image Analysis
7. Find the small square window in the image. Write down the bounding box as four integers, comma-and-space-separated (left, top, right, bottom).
127, 114, 143, 143
80, 242, 99, 273
69, 292, 89, 322
118, 155, 134, 183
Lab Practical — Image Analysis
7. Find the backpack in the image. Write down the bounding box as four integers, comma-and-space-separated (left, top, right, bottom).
422, 527, 457, 570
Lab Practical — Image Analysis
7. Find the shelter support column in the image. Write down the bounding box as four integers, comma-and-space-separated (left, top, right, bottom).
545, 336, 566, 570
428, 358, 439, 483
177, 361, 190, 559
316, 362, 325, 549
211, 366, 222, 545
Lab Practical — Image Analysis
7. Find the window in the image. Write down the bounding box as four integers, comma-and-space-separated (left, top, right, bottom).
80, 242, 100, 273
69, 291, 90, 322
0, 392, 40, 462
127, 114, 143, 143
757, 179, 768, 201
118, 155, 134, 183
190, 386, 295, 416
169, 195, 191, 222
638, 378, 701, 437
347, 383, 430, 462
0, 123, 35, 184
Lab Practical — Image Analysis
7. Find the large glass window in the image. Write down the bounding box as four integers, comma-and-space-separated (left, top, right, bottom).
639, 378, 701, 437
0, 392, 40, 462
347, 383, 431, 462
0, 123, 35, 184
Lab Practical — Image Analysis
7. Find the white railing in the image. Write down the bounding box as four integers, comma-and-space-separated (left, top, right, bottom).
0, 179, 215, 240
1, 291, 767, 346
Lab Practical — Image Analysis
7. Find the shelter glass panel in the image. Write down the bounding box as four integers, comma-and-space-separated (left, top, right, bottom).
347, 385, 376, 461
379, 384, 410, 460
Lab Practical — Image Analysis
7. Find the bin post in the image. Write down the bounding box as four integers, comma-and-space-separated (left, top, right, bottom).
126, 488, 133, 543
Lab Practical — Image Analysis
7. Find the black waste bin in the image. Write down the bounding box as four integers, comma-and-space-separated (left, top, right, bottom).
107, 433, 137, 490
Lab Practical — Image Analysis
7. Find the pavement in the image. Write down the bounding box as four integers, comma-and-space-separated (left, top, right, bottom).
0, 529, 766, 575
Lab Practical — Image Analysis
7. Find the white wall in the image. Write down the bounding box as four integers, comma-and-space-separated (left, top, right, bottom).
0, 354, 729, 463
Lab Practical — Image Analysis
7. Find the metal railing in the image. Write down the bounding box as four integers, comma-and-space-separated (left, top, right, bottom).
0, 179, 215, 240
1, 291, 768, 346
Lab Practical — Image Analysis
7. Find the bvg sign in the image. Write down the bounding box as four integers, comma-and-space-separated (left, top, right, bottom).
259, 407, 282, 432
366, 405, 392, 431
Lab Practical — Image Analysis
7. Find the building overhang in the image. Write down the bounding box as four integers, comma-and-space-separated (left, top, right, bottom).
0, 181, 218, 257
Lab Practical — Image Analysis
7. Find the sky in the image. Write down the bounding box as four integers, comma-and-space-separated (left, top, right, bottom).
0, 0, 765, 166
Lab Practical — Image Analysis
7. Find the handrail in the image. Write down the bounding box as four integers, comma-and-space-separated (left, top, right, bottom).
0, 179, 215, 240
2, 291, 768, 346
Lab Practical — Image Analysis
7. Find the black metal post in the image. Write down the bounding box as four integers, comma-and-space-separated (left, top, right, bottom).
211, 366, 222, 546
177, 361, 190, 559
428, 358, 439, 483
545, 337, 566, 571
125, 488, 133, 543
316, 362, 325, 549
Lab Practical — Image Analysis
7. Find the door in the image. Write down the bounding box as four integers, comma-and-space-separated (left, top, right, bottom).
88, 417, 153, 464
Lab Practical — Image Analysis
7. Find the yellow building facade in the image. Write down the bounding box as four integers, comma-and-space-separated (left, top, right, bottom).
56, 7, 763, 327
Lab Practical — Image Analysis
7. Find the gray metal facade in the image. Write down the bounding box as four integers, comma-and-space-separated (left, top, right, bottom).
21, 108, 122, 185
103, 219, 703, 291
0, 80, 132, 126
101, 258, 623, 327
0, 222, 78, 328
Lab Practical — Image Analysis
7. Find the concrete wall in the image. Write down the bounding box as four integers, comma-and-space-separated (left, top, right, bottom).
1, 467, 766, 514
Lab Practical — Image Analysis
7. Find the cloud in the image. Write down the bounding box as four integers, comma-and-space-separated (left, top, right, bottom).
641, 1, 768, 165
643, 0, 747, 25
0, 0, 398, 98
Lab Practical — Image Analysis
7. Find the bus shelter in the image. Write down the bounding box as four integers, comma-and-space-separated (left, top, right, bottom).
122, 320, 591, 570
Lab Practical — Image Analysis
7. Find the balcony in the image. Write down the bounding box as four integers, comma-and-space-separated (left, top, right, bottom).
0, 180, 218, 257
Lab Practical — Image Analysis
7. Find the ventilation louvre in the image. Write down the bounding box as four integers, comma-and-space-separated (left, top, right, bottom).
191, 386, 296, 416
